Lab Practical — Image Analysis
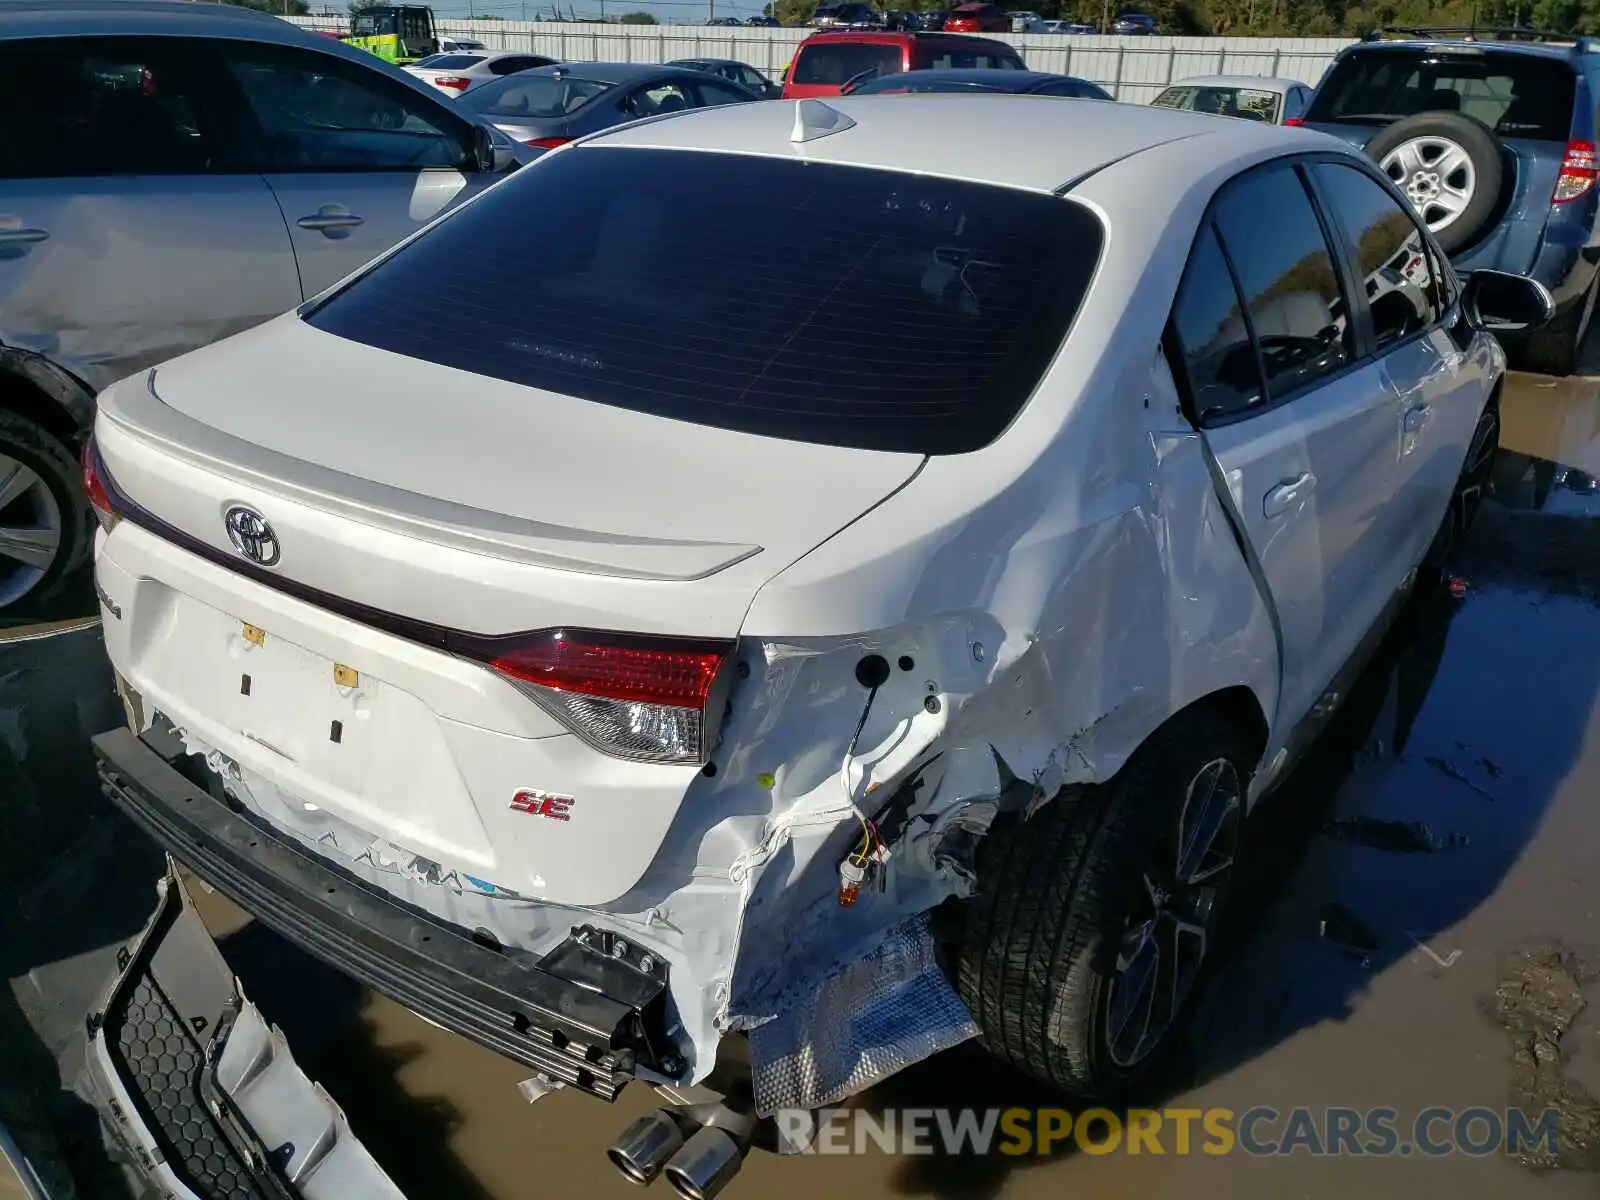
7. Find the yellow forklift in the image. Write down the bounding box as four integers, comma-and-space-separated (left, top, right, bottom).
343, 5, 440, 65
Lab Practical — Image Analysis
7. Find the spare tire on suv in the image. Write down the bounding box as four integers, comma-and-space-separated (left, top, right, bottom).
1366, 111, 1503, 254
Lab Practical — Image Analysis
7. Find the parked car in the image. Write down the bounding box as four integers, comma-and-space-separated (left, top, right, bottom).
1298, 26, 1600, 375
1007, 9, 1048, 31
916, 9, 950, 28
845, 67, 1111, 98
1113, 11, 1157, 33
0, 0, 531, 614
462, 62, 761, 148
668, 57, 783, 99
810, 3, 883, 28
707, 15, 746, 25
1151, 75, 1314, 124
403, 49, 561, 96
746, 15, 782, 25
437, 35, 487, 52
945, 2, 1012, 32
782, 29, 1025, 97
1044, 19, 1098, 32
87, 94, 1549, 1196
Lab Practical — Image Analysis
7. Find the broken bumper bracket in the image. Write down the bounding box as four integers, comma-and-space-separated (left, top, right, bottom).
92, 727, 675, 1102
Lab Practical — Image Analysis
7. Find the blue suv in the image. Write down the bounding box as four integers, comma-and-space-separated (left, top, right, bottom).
1300, 27, 1600, 374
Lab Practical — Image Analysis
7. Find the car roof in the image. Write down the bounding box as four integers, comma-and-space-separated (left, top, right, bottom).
866, 68, 1087, 88
584, 93, 1341, 193
668, 57, 747, 68
0, 0, 293, 37
522, 61, 691, 84
1164, 74, 1306, 91
1344, 38, 1580, 64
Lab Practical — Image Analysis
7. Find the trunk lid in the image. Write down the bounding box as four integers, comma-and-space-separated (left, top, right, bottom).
97, 314, 924, 635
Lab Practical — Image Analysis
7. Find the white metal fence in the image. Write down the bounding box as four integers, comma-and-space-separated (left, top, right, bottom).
286, 17, 1352, 101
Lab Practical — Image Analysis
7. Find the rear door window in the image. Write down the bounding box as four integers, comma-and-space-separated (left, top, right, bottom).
305, 147, 1104, 455
693, 80, 755, 106
1305, 50, 1576, 140
1211, 164, 1353, 402
466, 73, 612, 119
922, 47, 1024, 69
1170, 222, 1263, 422
792, 42, 903, 86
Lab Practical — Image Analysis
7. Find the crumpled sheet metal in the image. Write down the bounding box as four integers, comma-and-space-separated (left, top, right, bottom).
747, 915, 978, 1116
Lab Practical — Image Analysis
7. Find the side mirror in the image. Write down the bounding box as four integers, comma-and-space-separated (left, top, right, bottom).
1461, 269, 1555, 333
472, 124, 515, 173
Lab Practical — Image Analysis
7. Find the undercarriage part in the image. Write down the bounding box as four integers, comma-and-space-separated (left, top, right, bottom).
608, 1109, 686, 1186
92, 727, 681, 1102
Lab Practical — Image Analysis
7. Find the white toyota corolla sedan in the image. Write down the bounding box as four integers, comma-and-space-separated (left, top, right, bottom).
85, 96, 1548, 1192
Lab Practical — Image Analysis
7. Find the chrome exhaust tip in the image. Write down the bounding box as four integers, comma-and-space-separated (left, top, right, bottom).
662, 1125, 745, 1200
608, 1110, 686, 1187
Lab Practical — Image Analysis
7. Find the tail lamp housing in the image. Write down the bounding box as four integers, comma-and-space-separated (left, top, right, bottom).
82, 436, 121, 532
433, 75, 472, 91
481, 629, 733, 765
1554, 139, 1597, 204
523, 136, 572, 150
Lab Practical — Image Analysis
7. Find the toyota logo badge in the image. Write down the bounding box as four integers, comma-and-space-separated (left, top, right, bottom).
224, 506, 280, 567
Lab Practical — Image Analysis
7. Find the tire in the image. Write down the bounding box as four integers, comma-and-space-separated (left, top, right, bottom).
1518, 269, 1598, 377
1367, 112, 1503, 254
1422, 395, 1500, 574
956, 709, 1253, 1099
0, 409, 90, 612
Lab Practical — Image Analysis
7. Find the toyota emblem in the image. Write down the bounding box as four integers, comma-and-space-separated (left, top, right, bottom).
224, 506, 280, 567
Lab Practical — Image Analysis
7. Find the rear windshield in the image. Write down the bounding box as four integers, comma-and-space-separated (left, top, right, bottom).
793, 42, 903, 86
915, 44, 1023, 69
464, 73, 613, 119
417, 54, 484, 70
1152, 85, 1281, 122
1305, 49, 1576, 140
305, 148, 1102, 455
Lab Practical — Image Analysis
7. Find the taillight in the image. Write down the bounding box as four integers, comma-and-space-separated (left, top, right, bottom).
523, 136, 571, 149
1554, 138, 1597, 203
485, 629, 731, 764
81, 436, 120, 532
1284, 117, 1306, 126
433, 75, 471, 91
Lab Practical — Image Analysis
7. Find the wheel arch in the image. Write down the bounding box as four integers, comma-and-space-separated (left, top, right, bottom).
0, 347, 97, 448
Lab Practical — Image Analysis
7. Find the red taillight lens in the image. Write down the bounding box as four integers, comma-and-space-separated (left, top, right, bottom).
1554, 138, 1597, 204
523, 136, 572, 149
1284, 117, 1306, 126
486, 630, 731, 764
81, 436, 120, 532
434, 75, 471, 91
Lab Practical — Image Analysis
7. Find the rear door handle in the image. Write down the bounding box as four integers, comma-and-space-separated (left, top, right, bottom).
1263, 471, 1316, 519
1403, 403, 1431, 433
296, 207, 366, 237
0, 227, 49, 246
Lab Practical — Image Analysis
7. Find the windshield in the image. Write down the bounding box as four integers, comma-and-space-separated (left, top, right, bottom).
1152, 85, 1281, 122
305, 147, 1103, 456
1304, 50, 1575, 139
792, 42, 902, 85
417, 54, 484, 70
464, 73, 613, 119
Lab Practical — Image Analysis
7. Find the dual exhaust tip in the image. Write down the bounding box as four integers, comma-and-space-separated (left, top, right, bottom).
608, 1107, 751, 1200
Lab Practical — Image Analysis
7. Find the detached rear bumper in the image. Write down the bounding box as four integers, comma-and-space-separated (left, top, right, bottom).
76, 869, 403, 1200
92, 726, 680, 1104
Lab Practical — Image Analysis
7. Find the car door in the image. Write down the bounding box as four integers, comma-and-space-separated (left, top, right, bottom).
0, 36, 301, 393
1309, 160, 1482, 572
212, 40, 494, 300
1170, 161, 1409, 733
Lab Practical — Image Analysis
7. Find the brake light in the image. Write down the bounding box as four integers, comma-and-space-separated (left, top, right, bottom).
433, 75, 471, 91
486, 629, 731, 764
1554, 139, 1597, 203
523, 136, 571, 149
1284, 117, 1306, 126
81, 437, 120, 532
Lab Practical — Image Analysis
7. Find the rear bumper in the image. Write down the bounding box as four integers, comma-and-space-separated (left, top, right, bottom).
92, 725, 682, 1103
75, 868, 403, 1200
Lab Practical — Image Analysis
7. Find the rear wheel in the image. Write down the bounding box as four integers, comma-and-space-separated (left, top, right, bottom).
956, 710, 1253, 1098
1519, 270, 1598, 377
1423, 398, 1500, 573
0, 410, 89, 612
1367, 112, 1503, 254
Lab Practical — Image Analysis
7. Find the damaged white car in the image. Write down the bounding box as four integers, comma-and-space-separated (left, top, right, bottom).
87, 96, 1548, 1195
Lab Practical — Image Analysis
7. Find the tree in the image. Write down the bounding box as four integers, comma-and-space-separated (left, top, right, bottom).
619, 9, 658, 20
